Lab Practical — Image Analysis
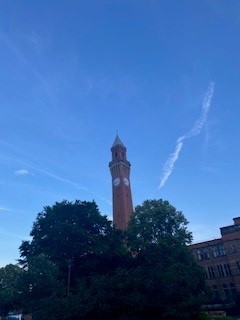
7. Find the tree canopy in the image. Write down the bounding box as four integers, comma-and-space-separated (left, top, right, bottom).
0, 264, 23, 316
20, 200, 112, 262
126, 199, 192, 253
19, 200, 127, 279
122, 199, 206, 319
2, 198, 207, 319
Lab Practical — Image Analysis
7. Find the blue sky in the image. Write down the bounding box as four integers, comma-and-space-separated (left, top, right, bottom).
1, 0, 240, 266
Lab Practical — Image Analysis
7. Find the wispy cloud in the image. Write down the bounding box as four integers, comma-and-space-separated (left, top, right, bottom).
0, 30, 42, 82
159, 82, 215, 189
0, 207, 11, 212
23, 31, 43, 54
1, 149, 88, 192
0, 30, 58, 106
14, 169, 30, 176
19, 161, 88, 191
36, 167, 88, 191
0, 228, 31, 240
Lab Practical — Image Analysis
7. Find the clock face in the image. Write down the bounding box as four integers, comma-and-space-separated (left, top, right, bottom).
123, 177, 129, 186
113, 177, 120, 186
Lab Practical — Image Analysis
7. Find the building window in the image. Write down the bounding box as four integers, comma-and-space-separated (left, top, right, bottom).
212, 245, 226, 258
217, 265, 225, 277
230, 244, 239, 253
196, 248, 210, 261
229, 283, 237, 299
224, 264, 232, 276
212, 285, 220, 302
213, 247, 219, 258
219, 245, 226, 256
203, 248, 210, 259
217, 264, 232, 277
206, 266, 215, 279
223, 284, 230, 301
197, 250, 203, 261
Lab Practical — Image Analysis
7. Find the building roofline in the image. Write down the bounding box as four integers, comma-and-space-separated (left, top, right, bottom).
189, 237, 222, 247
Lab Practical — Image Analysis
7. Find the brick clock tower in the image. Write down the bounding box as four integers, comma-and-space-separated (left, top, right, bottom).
109, 135, 133, 229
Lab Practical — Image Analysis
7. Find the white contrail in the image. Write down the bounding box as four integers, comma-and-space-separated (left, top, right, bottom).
27, 164, 89, 191
0, 207, 11, 212
159, 82, 215, 189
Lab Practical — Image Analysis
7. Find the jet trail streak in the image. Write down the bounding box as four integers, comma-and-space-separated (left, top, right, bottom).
159, 82, 215, 189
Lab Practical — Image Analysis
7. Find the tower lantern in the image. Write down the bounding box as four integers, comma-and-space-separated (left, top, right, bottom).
109, 135, 133, 229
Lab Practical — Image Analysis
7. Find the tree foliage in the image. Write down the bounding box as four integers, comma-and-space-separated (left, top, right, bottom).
7, 198, 206, 319
19, 200, 127, 280
17, 254, 64, 313
20, 200, 111, 262
119, 199, 205, 319
0, 264, 23, 316
126, 199, 192, 253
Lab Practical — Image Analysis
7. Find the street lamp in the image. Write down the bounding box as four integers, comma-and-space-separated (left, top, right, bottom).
67, 258, 74, 296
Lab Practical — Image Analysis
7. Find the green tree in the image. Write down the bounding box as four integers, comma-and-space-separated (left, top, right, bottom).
0, 264, 23, 316
72, 263, 205, 320
16, 198, 206, 320
19, 200, 128, 287
20, 200, 108, 261
126, 199, 192, 253
17, 254, 64, 313
17, 200, 130, 319
42, 199, 205, 320
122, 199, 206, 319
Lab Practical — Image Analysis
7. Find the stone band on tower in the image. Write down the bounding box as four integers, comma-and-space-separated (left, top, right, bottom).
109, 135, 133, 229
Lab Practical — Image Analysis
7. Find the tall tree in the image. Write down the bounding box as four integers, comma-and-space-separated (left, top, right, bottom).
17, 254, 64, 314
19, 200, 128, 281
126, 199, 192, 254
0, 264, 23, 316
17, 200, 130, 319
121, 199, 206, 320
16, 199, 206, 320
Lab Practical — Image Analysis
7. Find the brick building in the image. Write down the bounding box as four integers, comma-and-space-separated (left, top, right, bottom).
189, 217, 240, 304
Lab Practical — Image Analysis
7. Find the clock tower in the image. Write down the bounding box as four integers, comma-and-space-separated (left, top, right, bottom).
109, 135, 133, 229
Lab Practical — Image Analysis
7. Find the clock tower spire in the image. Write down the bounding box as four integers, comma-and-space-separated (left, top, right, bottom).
109, 135, 133, 229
